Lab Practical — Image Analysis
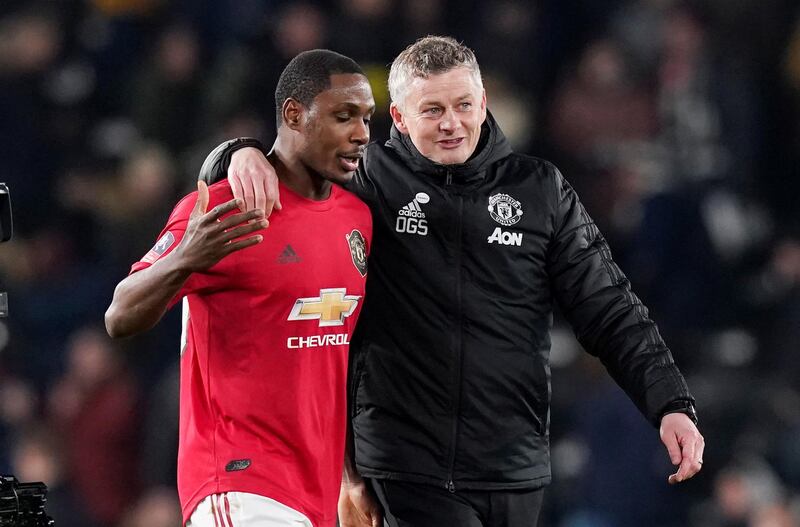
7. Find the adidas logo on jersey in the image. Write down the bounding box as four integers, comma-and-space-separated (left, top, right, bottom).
399, 199, 426, 218
277, 245, 301, 264
395, 192, 430, 236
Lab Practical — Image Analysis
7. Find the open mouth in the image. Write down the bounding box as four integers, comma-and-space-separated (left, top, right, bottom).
338, 153, 362, 172
437, 138, 465, 149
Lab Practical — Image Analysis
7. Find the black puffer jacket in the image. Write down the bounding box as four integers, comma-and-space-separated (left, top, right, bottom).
201, 114, 694, 492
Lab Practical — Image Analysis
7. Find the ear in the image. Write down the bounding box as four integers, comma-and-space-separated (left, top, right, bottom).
282, 98, 304, 131
389, 103, 409, 134
479, 89, 488, 124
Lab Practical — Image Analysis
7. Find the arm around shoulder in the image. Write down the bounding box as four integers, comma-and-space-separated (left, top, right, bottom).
198, 137, 269, 185
199, 138, 279, 215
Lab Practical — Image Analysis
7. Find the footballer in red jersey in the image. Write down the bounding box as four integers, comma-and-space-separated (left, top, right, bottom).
106, 50, 377, 527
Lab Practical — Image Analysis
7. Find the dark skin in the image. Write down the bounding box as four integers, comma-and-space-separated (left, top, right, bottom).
103, 188, 265, 338
105, 72, 381, 527
104, 73, 375, 338
274, 74, 373, 198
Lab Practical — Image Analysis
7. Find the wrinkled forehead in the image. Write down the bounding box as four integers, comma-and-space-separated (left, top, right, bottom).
407, 67, 483, 100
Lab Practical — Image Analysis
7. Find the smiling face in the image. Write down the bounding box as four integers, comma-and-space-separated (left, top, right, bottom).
389, 67, 487, 165
295, 73, 375, 184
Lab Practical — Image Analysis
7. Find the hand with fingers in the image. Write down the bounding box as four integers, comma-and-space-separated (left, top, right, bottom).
229, 147, 281, 215
338, 481, 382, 527
660, 412, 705, 484
173, 181, 268, 271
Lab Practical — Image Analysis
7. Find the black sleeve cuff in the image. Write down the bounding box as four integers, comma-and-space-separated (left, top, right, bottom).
659, 399, 698, 425
197, 137, 269, 184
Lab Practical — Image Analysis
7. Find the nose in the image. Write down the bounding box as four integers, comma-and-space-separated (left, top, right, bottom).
351, 119, 369, 145
439, 108, 459, 133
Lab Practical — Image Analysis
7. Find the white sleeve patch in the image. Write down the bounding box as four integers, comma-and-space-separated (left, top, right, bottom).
141, 231, 176, 264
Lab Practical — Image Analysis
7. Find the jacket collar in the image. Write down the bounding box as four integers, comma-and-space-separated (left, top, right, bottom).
385, 111, 513, 186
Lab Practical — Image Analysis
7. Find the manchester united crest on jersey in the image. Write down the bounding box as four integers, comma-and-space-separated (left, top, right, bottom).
346, 229, 368, 277
488, 193, 523, 226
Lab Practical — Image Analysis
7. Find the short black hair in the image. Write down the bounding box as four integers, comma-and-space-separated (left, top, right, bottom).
274, 49, 365, 127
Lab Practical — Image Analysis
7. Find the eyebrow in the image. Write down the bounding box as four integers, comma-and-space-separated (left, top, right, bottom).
419, 93, 474, 106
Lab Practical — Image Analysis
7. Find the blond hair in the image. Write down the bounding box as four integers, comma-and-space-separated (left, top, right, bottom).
388, 36, 483, 109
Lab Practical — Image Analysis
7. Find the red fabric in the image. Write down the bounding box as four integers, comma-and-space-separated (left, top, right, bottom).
131, 180, 371, 526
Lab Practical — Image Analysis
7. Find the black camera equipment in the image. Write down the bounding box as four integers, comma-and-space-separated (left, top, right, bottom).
0, 190, 53, 525
0, 183, 10, 243
0, 476, 54, 526
0, 182, 10, 317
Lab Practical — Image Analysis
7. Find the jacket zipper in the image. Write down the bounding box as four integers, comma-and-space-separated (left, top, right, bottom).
445, 172, 463, 494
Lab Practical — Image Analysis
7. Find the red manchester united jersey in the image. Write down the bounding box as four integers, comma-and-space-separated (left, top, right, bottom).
131, 180, 371, 526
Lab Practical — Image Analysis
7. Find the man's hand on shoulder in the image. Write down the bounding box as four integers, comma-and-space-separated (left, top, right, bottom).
173, 181, 268, 271
229, 147, 281, 216
660, 412, 705, 484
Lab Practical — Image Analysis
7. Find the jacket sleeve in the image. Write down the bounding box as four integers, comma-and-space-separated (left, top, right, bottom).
197, 137, 379, 202
197, 137, 269, 184
545, 165, 694, 426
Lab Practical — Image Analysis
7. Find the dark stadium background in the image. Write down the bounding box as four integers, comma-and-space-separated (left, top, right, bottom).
1, 0, 799, 525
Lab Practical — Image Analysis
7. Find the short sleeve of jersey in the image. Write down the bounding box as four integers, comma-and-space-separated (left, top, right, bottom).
129, 188, 216, 309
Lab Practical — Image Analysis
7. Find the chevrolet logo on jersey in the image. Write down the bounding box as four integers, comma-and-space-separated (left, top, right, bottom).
287, 288, 361, 327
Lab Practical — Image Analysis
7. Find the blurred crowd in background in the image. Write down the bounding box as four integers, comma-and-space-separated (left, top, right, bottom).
0, 0, 799, 526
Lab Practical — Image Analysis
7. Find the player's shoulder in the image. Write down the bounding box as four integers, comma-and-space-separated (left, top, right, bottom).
171, 181, 234, 219
335, 184, 370, 211
207, 180, 234, 205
